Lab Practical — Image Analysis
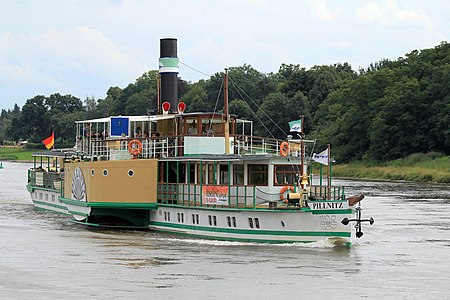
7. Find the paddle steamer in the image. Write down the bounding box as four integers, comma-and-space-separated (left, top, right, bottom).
27, 38, 373, 245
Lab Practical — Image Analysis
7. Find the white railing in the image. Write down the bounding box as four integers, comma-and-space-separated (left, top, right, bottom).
74, 134, 306, 160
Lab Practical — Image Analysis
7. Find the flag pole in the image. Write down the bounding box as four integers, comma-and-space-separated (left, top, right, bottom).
300, 114, 304, 187
327, 143, 331, 199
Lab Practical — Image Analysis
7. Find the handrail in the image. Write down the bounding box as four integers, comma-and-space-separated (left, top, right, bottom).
157, 182, 258, 209
74, 134, 311, 160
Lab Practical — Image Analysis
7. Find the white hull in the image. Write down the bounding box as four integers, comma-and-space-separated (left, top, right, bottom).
28, 186, 68, 215
149, 204, 353, 244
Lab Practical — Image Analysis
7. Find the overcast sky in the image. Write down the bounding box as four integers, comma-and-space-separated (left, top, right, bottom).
1, 0, 449, 110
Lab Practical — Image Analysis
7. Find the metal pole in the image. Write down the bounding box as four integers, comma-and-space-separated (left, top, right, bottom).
224, 68, 230, 154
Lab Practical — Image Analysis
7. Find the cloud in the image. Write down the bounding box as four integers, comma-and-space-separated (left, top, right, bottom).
356, 0, 433, 28
308, 0, 341, 23
0, 26, 148, 99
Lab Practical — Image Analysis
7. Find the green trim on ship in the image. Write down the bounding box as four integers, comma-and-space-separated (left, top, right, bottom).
150, 221, 351, 237
60, 197, 158, 209
32, 200, 68, 212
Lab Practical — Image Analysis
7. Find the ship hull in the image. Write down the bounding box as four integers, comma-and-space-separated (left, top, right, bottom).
149, 204, 353, 245
27, 184, 69, 215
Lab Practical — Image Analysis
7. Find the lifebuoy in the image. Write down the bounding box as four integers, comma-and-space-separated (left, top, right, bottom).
280, 186, 295, 202
128, 139, 143, 157
280, 141, 289, 156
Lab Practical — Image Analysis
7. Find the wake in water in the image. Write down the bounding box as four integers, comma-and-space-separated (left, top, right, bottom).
158, 235, 351, 249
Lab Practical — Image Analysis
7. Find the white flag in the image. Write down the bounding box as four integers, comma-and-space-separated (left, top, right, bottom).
312, 149, 328, 165
289, 119, 302, 133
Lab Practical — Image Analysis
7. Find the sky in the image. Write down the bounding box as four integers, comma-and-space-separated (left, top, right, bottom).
1, 0, 449, 110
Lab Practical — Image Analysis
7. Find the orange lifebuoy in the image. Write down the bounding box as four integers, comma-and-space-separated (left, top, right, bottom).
280, 141, 289, 156
280, 186, 295, 202
128, 139, 143, 157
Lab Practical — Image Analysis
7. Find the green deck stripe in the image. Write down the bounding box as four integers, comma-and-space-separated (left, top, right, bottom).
60, 197, 158, 209
155, 203, 351, 215
311, 209, 353, 215
32, 200, 67, 211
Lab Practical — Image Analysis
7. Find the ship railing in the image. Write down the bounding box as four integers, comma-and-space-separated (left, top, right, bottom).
157, 183, 258, 209
76, 134, 308, 160
309, 185, 345, 201
28, 169, 64, 194
77, 137, 174, 160
232, 134, 304, 157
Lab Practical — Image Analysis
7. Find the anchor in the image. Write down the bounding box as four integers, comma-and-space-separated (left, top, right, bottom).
341, 204, 374, 238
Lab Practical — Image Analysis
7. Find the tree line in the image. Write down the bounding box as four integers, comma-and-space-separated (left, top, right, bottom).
1, 42, 449, 162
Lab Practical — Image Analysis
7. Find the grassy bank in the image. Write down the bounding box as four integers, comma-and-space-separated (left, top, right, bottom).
333, 152, 450, 183
0, 147, 35, 161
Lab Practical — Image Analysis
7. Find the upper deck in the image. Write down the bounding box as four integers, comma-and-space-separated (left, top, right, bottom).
74, 112, 312, 161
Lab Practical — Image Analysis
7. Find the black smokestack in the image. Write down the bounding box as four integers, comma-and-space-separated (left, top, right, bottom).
159, 38, 179, 112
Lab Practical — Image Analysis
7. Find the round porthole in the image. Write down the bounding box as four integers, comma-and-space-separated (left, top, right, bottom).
103, 169, 108, 176
281, 221, 285, 228
91, 169, 95, 176
128, 169, 134, 177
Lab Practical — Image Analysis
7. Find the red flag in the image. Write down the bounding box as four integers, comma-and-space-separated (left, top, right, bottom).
42, 132, 54, 150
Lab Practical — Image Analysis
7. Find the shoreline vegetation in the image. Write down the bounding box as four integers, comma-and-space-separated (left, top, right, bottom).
332, 152, 450, 184
2, 147, 449, 184
0, 147, 34, 162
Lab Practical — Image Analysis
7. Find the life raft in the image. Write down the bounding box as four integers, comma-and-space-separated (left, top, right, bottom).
128, 139, 143, 157
279, 141, 289, 156
280, 186, 295, 202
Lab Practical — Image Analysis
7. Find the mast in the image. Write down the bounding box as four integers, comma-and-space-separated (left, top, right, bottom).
224, 68, 230, 154
327, 143, 331, 199
300, 114, 305, 189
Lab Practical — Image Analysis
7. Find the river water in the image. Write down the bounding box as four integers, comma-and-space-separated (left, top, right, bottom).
0, 161, 449, 299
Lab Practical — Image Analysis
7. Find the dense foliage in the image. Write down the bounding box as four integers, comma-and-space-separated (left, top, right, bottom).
1, 42, 449, 162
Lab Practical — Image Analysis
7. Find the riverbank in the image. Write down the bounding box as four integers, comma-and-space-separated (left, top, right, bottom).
333, 153, 450, 184
0, 147, 34, 161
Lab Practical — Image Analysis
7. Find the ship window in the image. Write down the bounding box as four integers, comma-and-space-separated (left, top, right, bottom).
167, 212, 170, 222
198, 164, 206, 185
255, 218, 260, 229
128, 169, 134, 177
232, 217, 236, 227
52, 195, 55, 202
103, 169, 108, 176
248, 164, 268, 185
39, 192, 43, 200
213, 215, 217, 226
164, 212, 167, 221
45, 194, 48, 201
196, 214, 199, 224
91, 169, 95, 176
227, 216, 231, 227
274, 165, 298, 186
281, 221, 285, 228
248, 218, 254, 228
181, 213, 184, 223
177, 213, 180, 223
208, 215, 212, 226
208, 164, 215, 184
233, 164, 244, 185
220, 164, 229, 184
192, 214, 195, 224
188, 164, 196, 183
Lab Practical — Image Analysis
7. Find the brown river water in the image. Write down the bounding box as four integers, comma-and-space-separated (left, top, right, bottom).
0, 161, 449, 299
